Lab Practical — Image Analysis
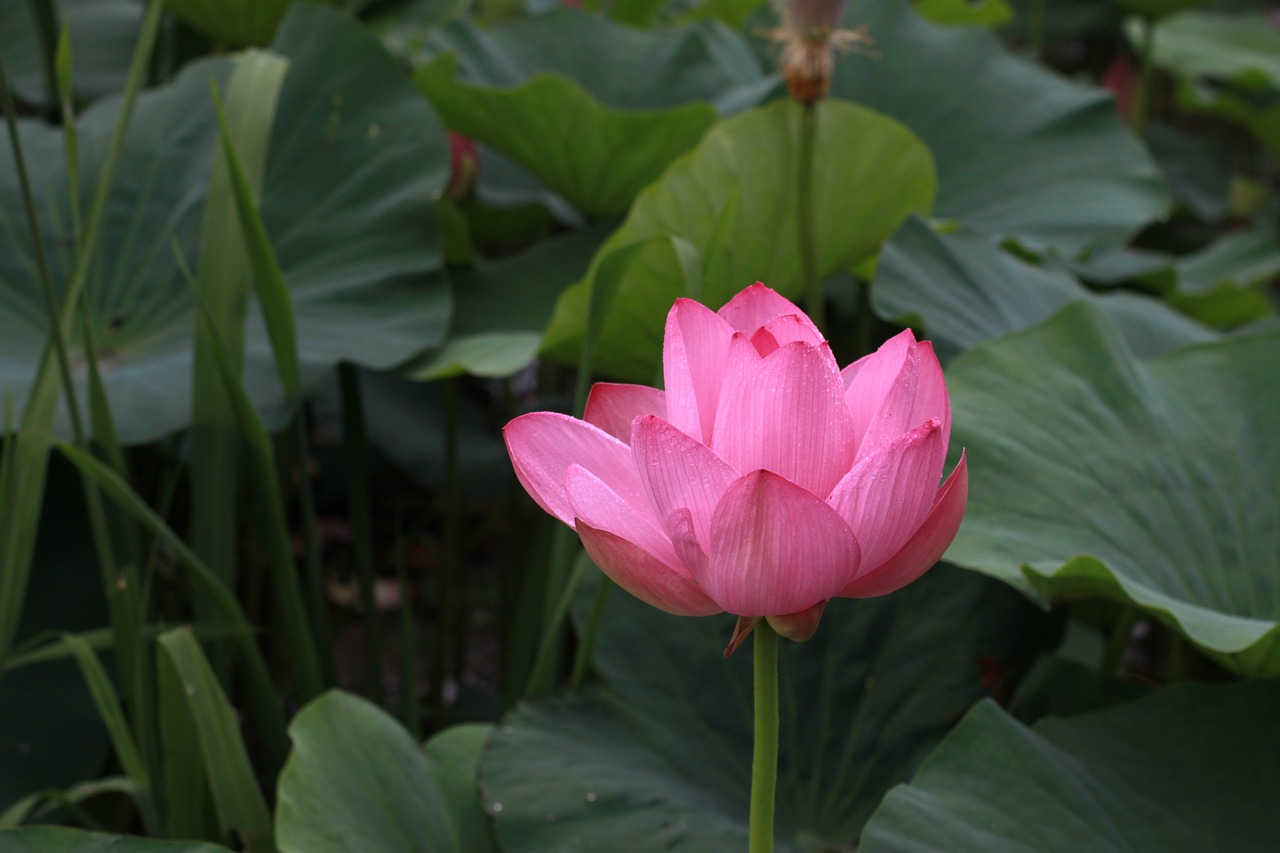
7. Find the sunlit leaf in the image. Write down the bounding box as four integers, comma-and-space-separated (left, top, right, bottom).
542, 98, 935, 380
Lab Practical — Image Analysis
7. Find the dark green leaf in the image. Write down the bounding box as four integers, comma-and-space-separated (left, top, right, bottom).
944, 302, 1280, 675
415, 10, 770, 217
872, 217, 1216, 360
861, 680, 1280, 851
481, 565, 1058, 850
276, 691, 495, 853
835, 0, 1169, 253
0, 5, 450, 444
0, 826, 231, 852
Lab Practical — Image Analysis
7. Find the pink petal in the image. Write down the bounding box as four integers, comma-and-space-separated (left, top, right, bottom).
662, 298, 736, 443
718, 282, 821, 341
711, 341, 855, 500
839, 451, 968, 599
504, 412, 646, 527
910, 341, 951, 451
630, 415, 739, 551
565, 464, 682, 574
749, 313, 828, 357
766, 600, 828, 642
827, 419, 947, 570
842, 329, 918, 458
583, 383, 666, 443
695, 470, 860, 616
577, 521, 722, 617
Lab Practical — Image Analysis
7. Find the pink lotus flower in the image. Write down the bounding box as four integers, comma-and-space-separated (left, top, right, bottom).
504, 284, 967, 646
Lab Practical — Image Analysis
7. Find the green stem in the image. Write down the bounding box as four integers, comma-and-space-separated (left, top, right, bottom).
394, 509, 421, 739
1028, 0, 1045, 59
1101, 606, 1139, 677
1133, 16, 1155, 137
852, 277, 873, 359
797, 102, 823, 332
749, 621, 779, 853
569, 578, 611, 688
340, 363, 383, 705
433, 377, 461, 728
293, 410, 336, 686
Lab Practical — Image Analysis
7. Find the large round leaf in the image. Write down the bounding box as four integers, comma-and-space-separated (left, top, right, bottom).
0, 827, 231, 851
1139, 11, 1280, 158
275, 691, 496, 852
944, 302, 1280, 675
873, 217, 1216, 361
0, 0, 139, 106
404, 224, 612, 380
833, 0, 1169, 253
414, 9, 770, 218
480, 565, 1058, 851
541, 98, 935, 380
861, 680, 1280, 851
0, 4, 449, 443
164, 0, 292, 47
1141, 11, 1280, 88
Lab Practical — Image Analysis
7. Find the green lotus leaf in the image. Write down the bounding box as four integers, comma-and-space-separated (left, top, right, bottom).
275, 691, 496, 853
873, 217, 1216, 361
834, 0, 1169, 253
1140, 11, 1280, 89
414, 9, 770, 218
0, 827, 231, 851
914, 0, 1012, 27
945, 301, 1280, 675
541, 98, 935, 380
0, 4, 450, 444
861, 680, 1280, 851
164, 0, 293, 47
405, 224, 612, 380
480, 565, 1058, 851
0, 0, 138, 106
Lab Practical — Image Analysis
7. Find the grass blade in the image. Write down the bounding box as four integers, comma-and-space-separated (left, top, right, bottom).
191, 297, 326, 703
0, 0, 165, 670
59, 632, 160, 833
55, 441, 289, 774
158, 628, 275, 852
188, 51, 288, 607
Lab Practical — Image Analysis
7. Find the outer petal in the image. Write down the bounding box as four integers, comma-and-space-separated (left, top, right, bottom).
583, 383, 666, 443
696, 470, 860, 616
567, 464, 719, 617
577, 522, 722, 617
842, 329, 919, 459
717, 282, 821, 341
711, 341, 855, 500
503, 412, 646, 527
838, 451, 968, 599
662, 298, 736, 443
910, 341, 951, 451
566, 465, 681, 574
630, 415, 739, 551
826, 419, 946, 571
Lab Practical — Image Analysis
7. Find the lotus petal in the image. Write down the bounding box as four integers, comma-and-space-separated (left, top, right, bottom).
696, 470, 860, 616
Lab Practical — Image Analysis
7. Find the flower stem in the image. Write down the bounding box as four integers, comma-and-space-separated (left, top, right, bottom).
749, 620, 780, 853
1133, 15, 1155, 136
797, 101, 823, 332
